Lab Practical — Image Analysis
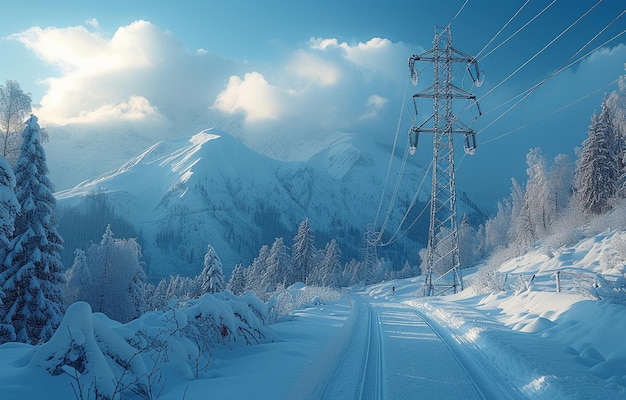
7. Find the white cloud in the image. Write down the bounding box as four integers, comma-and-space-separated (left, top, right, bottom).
309, 36, 414, 81
360, 94, 389, 120
213, 72, 283, 121
10, 20, 234, 129
59, 95, 164, 125
286, 50, 341, 87
84, 18, 100, 30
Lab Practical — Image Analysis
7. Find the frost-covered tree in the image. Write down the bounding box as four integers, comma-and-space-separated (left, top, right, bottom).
166, 275, 197, 302
549, 154, 574, 214
64, 249, 92, 306
482, 199, 511, 254
261, 237, 291, 293
458, 215, 479, 268
83, 225, 146, 323
0, 80, 32, 165
0, 156, 18, 342
292, 219, 316, 284
197, 244, 225, 295
308, 239, 342, 287
227, 263, 246, 295
0, 115, 65, 344
245, 244, 270, 296
574, 99, 621, 215
0, 156, 18, 267
399, 261, 414, 279
344, 258, 365, 287
145, 278, 168, 311
524, 148, 551, 238
508, 177, 535, 252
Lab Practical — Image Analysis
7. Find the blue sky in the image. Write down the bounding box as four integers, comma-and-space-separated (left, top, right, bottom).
1, 0, 625, 208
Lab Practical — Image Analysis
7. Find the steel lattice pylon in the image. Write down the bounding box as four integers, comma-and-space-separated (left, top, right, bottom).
408, 26, 482, 296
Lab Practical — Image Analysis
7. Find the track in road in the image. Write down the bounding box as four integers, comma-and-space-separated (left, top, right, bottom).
321, 295, 517, 400
359, 303, 385, 400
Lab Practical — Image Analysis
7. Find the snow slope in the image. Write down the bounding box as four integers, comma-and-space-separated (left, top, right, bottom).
1, 228, 625, 399
54, 128, 484, 279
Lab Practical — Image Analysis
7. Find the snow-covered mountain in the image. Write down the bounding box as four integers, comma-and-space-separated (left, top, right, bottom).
55, 128, 485, 279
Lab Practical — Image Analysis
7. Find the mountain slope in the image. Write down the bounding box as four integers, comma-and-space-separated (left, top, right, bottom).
55, 128, 484, 279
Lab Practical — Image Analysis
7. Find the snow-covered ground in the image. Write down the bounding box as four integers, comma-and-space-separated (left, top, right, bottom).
1, 230, 625, 399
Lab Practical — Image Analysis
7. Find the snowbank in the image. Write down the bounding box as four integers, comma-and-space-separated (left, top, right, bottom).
12, 291, 272, 399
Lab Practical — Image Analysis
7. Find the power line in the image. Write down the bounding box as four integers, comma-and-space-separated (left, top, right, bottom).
473, 0, 531, 60
446, 0, 470, 29
477, 28, 625, 135
374, 84, 410, 228
379, 160, 432, 246
483, 10, 625, 118
477, 0, 604, 104
481, 77, 620, 146
478, 0, 559, 62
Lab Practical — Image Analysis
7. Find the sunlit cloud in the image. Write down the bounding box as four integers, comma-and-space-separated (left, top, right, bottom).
359, 94, 389, 121
213, 72, 284, 121
286, 50, 341, 87
9, 20, 234, 129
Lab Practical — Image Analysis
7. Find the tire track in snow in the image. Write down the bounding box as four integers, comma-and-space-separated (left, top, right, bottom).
359, 302, 385, 400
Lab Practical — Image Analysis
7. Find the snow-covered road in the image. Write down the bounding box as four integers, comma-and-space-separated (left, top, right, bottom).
318, 294, 520, 400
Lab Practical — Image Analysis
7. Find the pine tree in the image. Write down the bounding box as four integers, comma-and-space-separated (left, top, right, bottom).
84, 225, 146, 322
292, 219, 316, 284
197, 244, 225, 295
227, 263, 246, 295
261, 237, 291, 293
64, 249, 92, 306
574, 100, 621, 215
245, 244, 269, 296
0, 156, 18, 342
320, 239, 342, 288
0, 115, 65, 344
458, 215, 478, 268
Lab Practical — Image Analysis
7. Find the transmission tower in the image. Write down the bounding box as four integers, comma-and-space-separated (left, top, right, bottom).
361, 223, 379, 284
408, 26, 482, 296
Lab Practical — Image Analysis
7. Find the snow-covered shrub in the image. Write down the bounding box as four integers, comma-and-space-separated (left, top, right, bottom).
468, 265, 507, 294
595, 274, 626, 304
271, 284, 341, 318
29, 292, 273, 399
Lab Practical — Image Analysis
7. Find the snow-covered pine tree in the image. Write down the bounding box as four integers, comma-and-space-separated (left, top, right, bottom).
508, 177, 534, 252
245, 244, 270, 296
261, 237, 291, 293
482, 199, 511, 254
197, 244, 225, 295
399, 260, 414, 279
549, 154, 574, 215
574, 99, 621, 215
145, 277, 168, 311
524, 148, 551, 238
291, 219, 316, 284
0, 156, 18, 265
85, 225, 146, 322
64, 248, 92, 306
226, 263, 246, 295
308, 239, 342, 287
0, 155, 18, 342
0, 115, 65, 344
458, 215, 479, 268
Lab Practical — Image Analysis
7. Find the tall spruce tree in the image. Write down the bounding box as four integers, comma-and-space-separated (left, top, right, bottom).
227, 263, 246, 295
574, 99, 621, 215
291, 219, 316, 284
197, 244, 225, 295
0, 156, 19, 342
0, 115, 65, 344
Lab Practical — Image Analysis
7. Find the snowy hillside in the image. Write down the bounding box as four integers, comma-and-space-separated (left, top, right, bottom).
1, 226, 625, 399
54, 128, 485, 279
